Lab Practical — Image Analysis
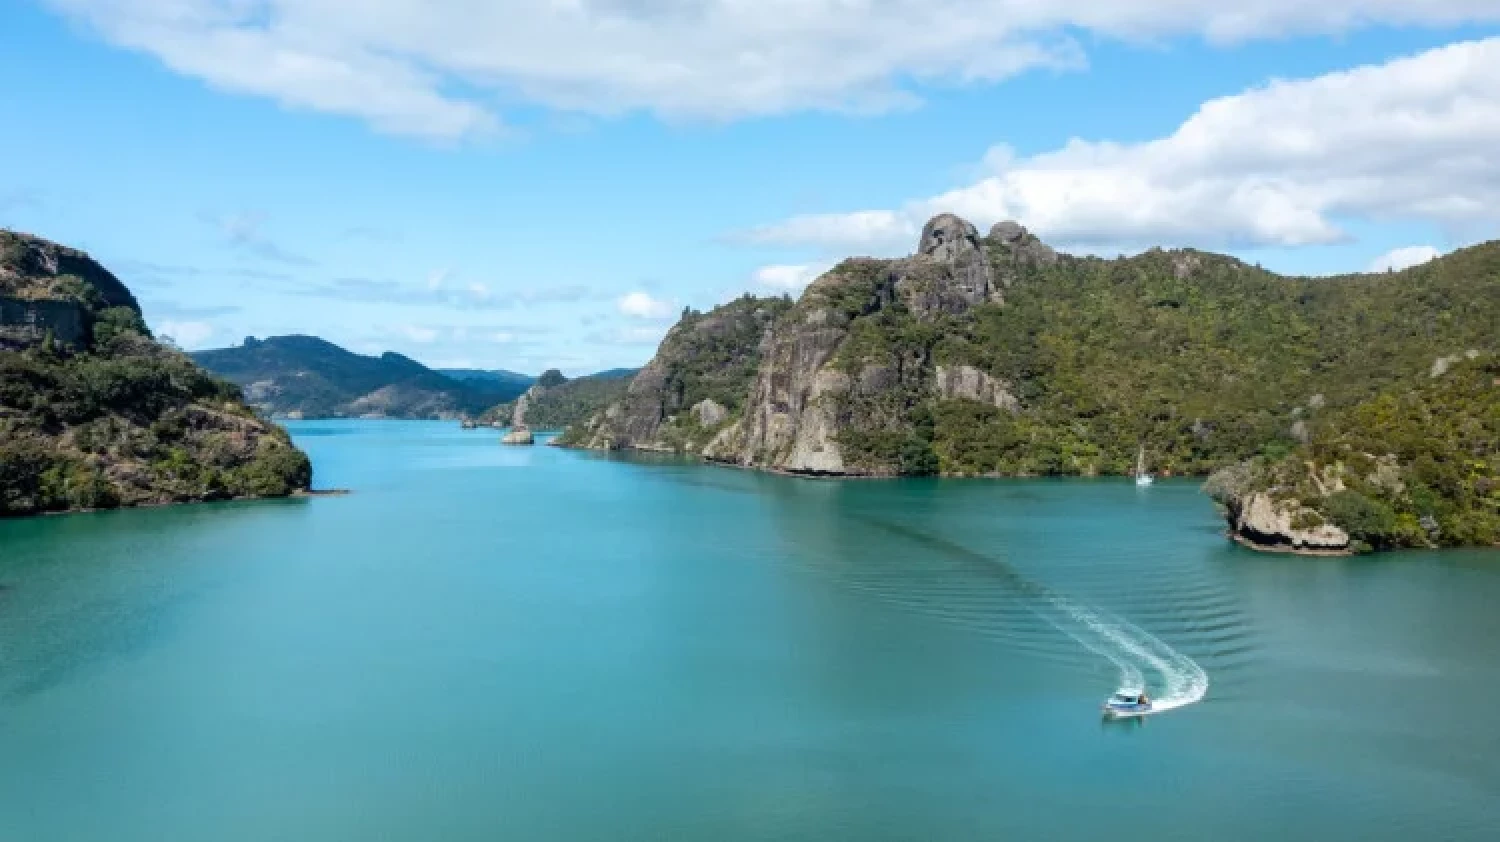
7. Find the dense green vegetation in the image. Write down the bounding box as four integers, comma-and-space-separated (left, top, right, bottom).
485, 371, 633, 431
193, 336, 513, 418
2, 236, 310, 516
825, 240, 1498, 479
661, 295, 793, 417
1211, 356, 1499, 552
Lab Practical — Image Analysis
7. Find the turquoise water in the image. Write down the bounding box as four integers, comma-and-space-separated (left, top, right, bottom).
2, 420, 1498, 841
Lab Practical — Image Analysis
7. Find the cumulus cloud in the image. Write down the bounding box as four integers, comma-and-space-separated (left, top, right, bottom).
752, 263, 833, 292
155, 319, 215, 348
617, 291, 675, 320
1367, 245, 1442, 272
45, 1, 1500, 139
747, 38, 1500, 254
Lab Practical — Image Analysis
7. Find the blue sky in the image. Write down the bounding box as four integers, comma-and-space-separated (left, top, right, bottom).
3, 2, 1499, 375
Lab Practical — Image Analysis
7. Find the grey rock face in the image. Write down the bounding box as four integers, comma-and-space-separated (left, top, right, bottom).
510, 391, 532, 429
1234, 493, 1349, 553
501, 428, 535, 445
989, 220, 1025, 243
0, 297, 86, 349
1431, 350, 1482, 378
0, 231, 141, 314
690, 398, 728, 428
578, 298, 785, 453
912, 214, 992, 310
933, 364, 1019, 412
985, 219, 1058, 289
726, 309, 850, 473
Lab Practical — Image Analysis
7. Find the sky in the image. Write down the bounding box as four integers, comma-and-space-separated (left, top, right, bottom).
2, 2, 1499, 375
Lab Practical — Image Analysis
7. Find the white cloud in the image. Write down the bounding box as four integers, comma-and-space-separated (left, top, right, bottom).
1367, 245, 1442, 272
752, 263, 833, 292
156, 319, 214, 348
747, 38, 1500, 254
467, 282, 491, 299
617, 291, 675, 320
45, 1, 1500, 139
426, 269, 451, 290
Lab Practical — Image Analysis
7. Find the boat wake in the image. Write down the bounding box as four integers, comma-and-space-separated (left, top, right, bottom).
829, 518, 1210, 715
1039, 593, 1209, 713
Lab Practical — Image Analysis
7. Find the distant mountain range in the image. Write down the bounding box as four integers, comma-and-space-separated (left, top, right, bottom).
437, 368, 535, 390
193, 336, 525, 419
193, 336, 639, 420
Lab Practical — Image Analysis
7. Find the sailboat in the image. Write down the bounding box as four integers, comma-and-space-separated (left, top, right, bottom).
1134, 445, 1154, 487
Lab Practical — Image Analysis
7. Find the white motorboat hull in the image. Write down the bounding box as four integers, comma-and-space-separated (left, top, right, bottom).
1102, 704, 1157, 719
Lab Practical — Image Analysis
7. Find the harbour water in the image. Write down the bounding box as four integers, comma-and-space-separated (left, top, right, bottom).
2, 421, 1497, 840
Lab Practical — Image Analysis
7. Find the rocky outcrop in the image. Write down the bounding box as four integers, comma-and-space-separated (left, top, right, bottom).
1431, 349, 1482, 378
1229, 492, 1350, 554
1203, 463, 1351, 555
0, 297, 86, 349
690, 398, 728, 427
934, 364, 1019, 412
987, 220, 1057, 287
1, 231, 142, 351
576, 214, 1062, 475
916, 214, 994, 308
1, 231, 141, 311
497, 373, 552, 445
501, 428, 534, 445
573, 296, 790, 454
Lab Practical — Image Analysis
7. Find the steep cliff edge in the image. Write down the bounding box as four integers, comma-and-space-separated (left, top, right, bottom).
1, 230, 311, 516
562, 296, 791, 453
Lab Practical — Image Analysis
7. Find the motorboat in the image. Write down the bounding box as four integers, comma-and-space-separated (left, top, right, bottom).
1102, 690, 1153, 718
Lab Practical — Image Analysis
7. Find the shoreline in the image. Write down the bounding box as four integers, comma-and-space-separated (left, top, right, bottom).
16, 488, 351, 521
563, 441, 1207, 482
1226, 531, 1354, 558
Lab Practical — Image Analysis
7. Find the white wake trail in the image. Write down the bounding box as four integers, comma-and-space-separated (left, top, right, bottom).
1042, 593, 1208, 711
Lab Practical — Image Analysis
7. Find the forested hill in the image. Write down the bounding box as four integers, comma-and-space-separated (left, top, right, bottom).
564, 214, 1497, 551
1, 230, 310, 516
193, 336, 515, 419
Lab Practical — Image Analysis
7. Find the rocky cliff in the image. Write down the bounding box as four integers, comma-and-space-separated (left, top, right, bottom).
564, 296, 791, 453
1, 231, 311, 516
559, 212, 1499, 552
